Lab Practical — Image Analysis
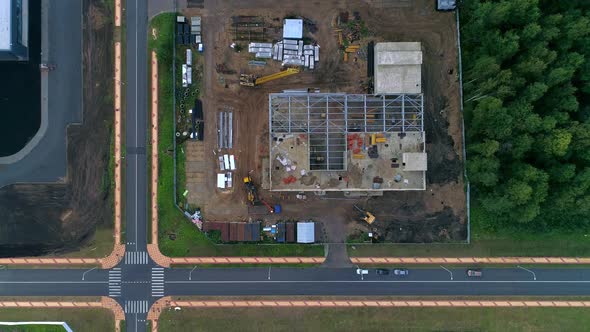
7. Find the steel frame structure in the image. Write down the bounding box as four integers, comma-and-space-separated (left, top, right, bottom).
269, 93, 423, 171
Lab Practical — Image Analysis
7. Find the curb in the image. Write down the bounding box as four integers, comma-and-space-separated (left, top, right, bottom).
350, 257, 590, 264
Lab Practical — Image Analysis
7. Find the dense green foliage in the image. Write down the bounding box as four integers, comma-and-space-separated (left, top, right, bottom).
462, 0, 590, 231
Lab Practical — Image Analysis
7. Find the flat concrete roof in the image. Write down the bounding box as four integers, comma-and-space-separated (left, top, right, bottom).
374, 42, 422, 94
403, 152, 428, 171
283, 19, 303, 39
0, 0, 11, 50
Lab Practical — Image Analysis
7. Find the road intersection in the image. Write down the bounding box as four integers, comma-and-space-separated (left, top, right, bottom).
1, 1, 590, 331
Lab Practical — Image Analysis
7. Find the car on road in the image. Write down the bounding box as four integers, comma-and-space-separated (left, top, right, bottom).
393, 268, 409, 276
467, 269, 483, 277
376, 269, 389, 275
356, 268, 369, 275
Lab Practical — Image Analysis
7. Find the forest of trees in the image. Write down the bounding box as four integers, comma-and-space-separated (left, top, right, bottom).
461, 0, 590, 232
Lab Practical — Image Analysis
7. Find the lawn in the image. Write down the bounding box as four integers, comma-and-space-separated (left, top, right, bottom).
0, 308, 114, 332
158, 306, 590, 332
149, 13, 323, 258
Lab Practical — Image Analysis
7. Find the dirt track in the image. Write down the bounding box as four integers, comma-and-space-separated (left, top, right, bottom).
182, 0, 465, 243
0, 0, 114, 257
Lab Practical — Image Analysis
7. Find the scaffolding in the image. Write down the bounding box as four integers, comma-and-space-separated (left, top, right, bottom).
269, 93, 424, 171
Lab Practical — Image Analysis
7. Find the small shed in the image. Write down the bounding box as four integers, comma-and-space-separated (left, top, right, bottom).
286, 222, 295, 243
276, 223, 286, 243
297, 222, 315, 243
283, 19, 303, 39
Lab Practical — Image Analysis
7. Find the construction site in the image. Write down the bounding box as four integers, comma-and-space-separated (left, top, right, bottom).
176, 0, 466, 248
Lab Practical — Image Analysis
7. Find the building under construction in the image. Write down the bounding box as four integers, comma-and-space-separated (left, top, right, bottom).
268, 92, 426, 192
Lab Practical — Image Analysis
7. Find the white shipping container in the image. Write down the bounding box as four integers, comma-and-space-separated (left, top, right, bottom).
217, 174, 226, 189
283, 39, 298, 45
304, 55, 309, 68
304, 49, 314, 55
186, 66, 192, 84
229, 155, 236, 170
298, 40, 303, 55
224, 154, 230, 170
310, 59, 315, 69
219, 156, 225, 170
314, 46, 319, 62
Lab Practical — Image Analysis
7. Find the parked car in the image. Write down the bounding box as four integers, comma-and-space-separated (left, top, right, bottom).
356, 269, 369, 275
376, 269, 389, 275
393, 268, 409, 276
467, 269, 483, 277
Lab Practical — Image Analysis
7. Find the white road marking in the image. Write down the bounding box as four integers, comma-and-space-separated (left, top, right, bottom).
125, 300, 149, 314
134, 0, 139, 251
81, 267, 97, 280
108, 267, 122, 297
125, 251, 148, 264
518, 266, 537, 281
440, 265, 454, 280
151, 267, 165, 297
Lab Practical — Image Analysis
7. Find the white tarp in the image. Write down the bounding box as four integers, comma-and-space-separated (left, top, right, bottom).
297, 222, 315, 243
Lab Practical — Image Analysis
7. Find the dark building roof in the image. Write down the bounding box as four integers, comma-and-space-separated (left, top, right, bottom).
203, 221, 260, 243
286, 222, 295, 243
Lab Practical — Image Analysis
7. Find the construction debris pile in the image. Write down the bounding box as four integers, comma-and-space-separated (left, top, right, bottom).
248, 40, 319, 69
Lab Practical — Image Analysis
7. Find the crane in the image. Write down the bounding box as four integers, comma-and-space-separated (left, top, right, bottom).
239, 68, 300, 87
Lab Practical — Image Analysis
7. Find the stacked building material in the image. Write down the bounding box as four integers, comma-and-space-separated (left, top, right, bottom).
191, 16, 202, 46
217, 110, 233, 149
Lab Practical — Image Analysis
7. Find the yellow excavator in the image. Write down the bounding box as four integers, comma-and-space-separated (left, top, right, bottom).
240, 68, 300, 87
354, 205, 375, 224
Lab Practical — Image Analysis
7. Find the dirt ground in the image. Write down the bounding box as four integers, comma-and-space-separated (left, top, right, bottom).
182, 0, 465, 243
0, 1, 114, 257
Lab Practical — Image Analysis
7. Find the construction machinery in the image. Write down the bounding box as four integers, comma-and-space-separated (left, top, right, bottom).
244, 176, 275, 213
239, 68, 300, 87
354, 205, 375, 224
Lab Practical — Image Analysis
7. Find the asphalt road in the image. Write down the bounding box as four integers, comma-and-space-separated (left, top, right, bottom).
125, 0, 150, 330
126, 0, 149, 254
1, 267, 590, 298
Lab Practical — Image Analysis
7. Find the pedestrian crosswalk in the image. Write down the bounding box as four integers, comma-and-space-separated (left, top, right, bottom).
151, 267, 165, 297
124, 300, 149, 314
108, 268, 121, 297
125, 251, 149, 265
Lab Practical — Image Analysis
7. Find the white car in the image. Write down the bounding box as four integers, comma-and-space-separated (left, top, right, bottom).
356, 268, 369, 275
